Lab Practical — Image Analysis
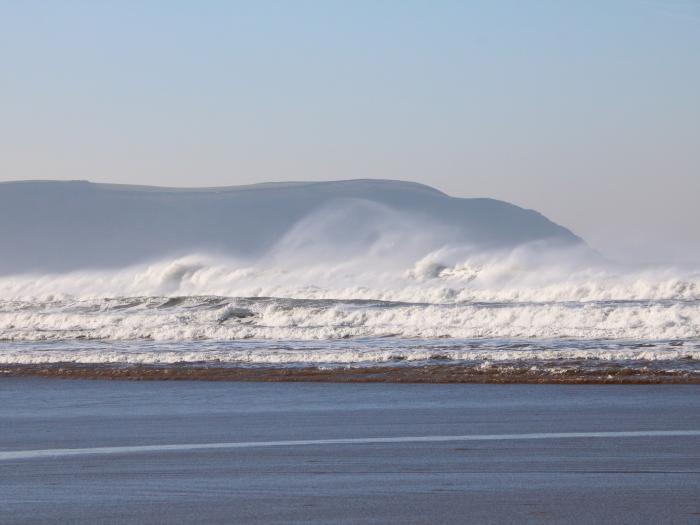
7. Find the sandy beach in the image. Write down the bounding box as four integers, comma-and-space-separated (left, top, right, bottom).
3, 362, 699, 384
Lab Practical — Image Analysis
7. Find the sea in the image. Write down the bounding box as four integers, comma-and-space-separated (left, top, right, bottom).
1, 248, 699, 377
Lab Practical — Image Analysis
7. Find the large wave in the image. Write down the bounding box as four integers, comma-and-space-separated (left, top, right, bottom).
0, 245, 698, 305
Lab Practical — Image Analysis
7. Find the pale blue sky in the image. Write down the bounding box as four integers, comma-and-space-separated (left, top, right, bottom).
2, 1, 699, 262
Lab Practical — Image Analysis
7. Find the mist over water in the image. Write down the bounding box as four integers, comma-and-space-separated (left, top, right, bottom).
0, 197, 697, 301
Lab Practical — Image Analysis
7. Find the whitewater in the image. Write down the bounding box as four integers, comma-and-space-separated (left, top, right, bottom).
1, 249, 699, 373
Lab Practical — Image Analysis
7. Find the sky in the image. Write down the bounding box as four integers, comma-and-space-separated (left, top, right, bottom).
1, 0, 699, 264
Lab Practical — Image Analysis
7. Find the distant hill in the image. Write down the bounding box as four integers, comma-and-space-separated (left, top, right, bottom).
0, 179, 584, 273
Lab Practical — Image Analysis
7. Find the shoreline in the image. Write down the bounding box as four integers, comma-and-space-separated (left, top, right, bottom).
2, 363, 699, 384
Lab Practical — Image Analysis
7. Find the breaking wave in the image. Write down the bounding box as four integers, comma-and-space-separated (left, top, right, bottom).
0, 244, 699, 304
1, 295, 700, 342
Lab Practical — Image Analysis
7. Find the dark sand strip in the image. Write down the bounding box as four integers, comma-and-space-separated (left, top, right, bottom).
2, 363, 698, 383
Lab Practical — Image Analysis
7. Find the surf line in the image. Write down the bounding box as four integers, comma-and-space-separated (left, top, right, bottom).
3, 430, 700, 461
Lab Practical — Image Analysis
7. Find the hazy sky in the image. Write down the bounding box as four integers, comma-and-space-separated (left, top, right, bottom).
2, 1, 699, 263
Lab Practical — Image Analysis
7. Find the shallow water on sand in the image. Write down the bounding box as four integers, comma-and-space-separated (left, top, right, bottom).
2, 380, 699, 524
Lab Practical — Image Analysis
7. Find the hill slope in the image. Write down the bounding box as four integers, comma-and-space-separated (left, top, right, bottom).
0, 179, 583, 273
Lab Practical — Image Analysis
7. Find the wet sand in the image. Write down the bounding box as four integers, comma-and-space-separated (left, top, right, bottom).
1, 379, 699, 524
2, 362, 699, 384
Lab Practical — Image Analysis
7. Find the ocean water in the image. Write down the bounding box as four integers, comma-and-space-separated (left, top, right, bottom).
1, 249, 699, 374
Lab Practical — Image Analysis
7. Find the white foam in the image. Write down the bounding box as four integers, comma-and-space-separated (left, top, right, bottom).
1, 295, 699, 342
1, 246, 700, 346
0, 339, 698, 365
